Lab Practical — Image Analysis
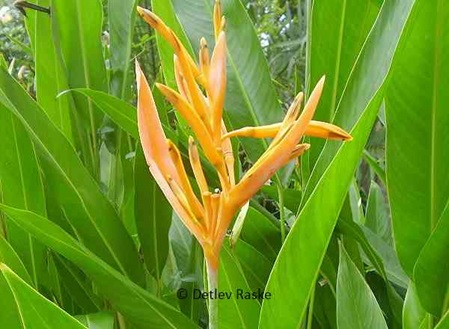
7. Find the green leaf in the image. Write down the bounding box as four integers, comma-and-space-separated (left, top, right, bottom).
403, 282, 427, 329
261, 186, 302, 213
239, 207, 281, 262
307, 0, 379, 164
75, 312, 115, 329
0, 204, 198, 329
363, 150, 386, 184
259, 0, 417, 325
135, 145, 172, 280
0, 236, 32, 285
414, 201, 449, 316
51, 0, 108, 175
365, 181, 392, 244
303, 0, 416, 204
109, 0, 138, 98
0, 263, 87, 329
0, 102, 47, 288
218, 246, 260, 329
233, 240, 272, 293
53, 255, 102, 313
435, 311, 449, 329
385, 0, 449, 275
260, 92, 382, 328
25, 0, 74, 141
0, 68, 144, 286
168, 214, 204, 323
337, 244, 388, 329
70, 88, 139, 139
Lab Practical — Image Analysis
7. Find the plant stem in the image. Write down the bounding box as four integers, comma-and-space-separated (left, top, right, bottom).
206, 259, 218, 329
277, 183, 286, 242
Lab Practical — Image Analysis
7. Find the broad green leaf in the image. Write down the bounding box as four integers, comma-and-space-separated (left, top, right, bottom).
0, 236, 32, 285
218, 246, 260, 329
314, 283, 337, 329
261, 185, 302, 213
337, 245, 388, 329
260, 91, 382, 328
0, 263, 87, 329
363, 150, 386, 184
168, 214, 204, 323
385, 0, 449, 275
71, 88, 139, 139
303, 0, 416, 204
0, 68, 144, 286
53, 255, 102, 313
135, 145, 172, 280
337, 218, 404, 327
436, 311, 449, 329
365, 181, 392, 244
414, 201, 449, 316
70, 88, 178, 143
0, 204, 198, 329
76, 312, 115, 329
307, 0, 379, 164
233, 239, 272, 293
260, 1, 417, 325
25, 0, 73, 141
0, 102, 47, 288
239, 207, 281, 262
361, 227, 408, 288
51, 0, 108, 176
403, 282, 426, 329
109, 0, 138, 98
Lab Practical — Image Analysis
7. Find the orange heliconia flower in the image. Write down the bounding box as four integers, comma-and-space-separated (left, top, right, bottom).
136, 2, 352, 271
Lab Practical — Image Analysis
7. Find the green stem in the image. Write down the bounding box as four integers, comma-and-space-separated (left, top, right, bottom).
277, 183, 286, 242
206, 260, 218, 329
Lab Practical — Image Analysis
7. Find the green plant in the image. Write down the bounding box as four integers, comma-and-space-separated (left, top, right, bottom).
0, 0, 447, 328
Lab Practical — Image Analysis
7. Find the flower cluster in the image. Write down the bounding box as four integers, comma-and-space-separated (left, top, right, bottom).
136, 1, 352, 271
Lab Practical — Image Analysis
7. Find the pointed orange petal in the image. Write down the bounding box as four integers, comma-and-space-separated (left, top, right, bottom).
221, 122, 235, 186
167, 140, 205, 220
208, 31, 227, 144
288, 143, 311, 160
199, 37, 210, 79
172, 37, 210, 124
146, 156, 204, 242
213, 1, 223, 39
136, 6, 201, 79
305, 120, 352, 141
136, 61, 179, 182
202, 191, 213, 232
222, 123, 281, 140
156, 83, 221, 164
188, 137, 209, 194
229, 77, 326, 209
210, 193, 221, 238
174, 56, 191, 102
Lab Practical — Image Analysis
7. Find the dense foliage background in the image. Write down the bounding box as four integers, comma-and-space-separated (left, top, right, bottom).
0, 0, 447, 328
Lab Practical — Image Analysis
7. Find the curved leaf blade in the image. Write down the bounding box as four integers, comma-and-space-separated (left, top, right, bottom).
0, 204, 198, 329
0, 68, 144, 286
385, 0, 449, 275
260, 0, 417, 327
0, 263, 87, 329
336, 245, 388, 329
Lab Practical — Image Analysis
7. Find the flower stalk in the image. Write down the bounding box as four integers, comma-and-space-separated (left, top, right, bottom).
136, 1, 352, 327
